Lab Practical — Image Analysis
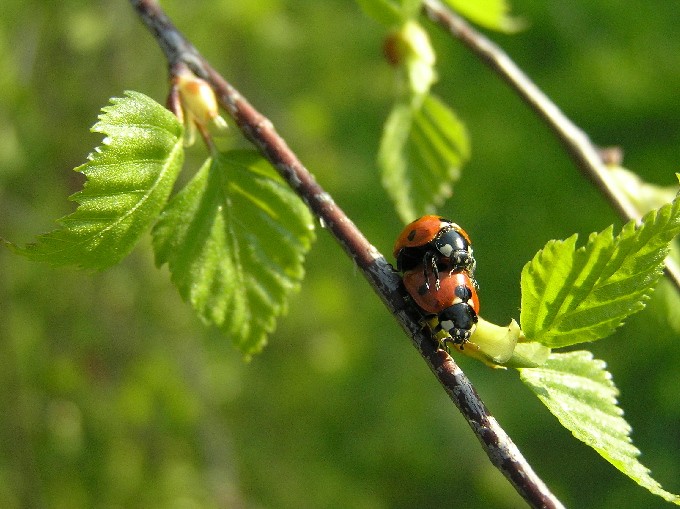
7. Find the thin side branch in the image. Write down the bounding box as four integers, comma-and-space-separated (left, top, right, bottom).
422, 0, 680, 292
129, 1, 564, 507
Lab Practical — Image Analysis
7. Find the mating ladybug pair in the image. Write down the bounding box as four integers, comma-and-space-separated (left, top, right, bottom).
393, 215, 479, 350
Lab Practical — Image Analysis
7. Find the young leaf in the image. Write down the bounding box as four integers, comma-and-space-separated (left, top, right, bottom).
608, 165, 679, 216
443, 0, 523, 32
354, 0, 414, 26
11, 91, 184, 269
401, 20, 437, 98
520, 194, 680, 348
379, 94, 470, 223
398, 0, 425, 19
152, 150, 315, 356
519, 351, 680, 505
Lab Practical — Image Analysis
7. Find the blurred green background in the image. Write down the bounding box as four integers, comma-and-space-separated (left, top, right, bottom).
1, 1, 679, 507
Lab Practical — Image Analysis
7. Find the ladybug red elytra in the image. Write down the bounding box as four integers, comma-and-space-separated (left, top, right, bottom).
393, 215, 475, 290
402, 268, 479, 346
402, 269, 479, 315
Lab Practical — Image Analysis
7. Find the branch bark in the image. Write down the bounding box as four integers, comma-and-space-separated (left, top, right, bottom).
422, 0, 680, 292
129, 1, 564, 507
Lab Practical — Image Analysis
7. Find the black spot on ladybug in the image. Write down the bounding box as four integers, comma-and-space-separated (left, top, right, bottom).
407, 230, 417, 241
454, 285, 472, 300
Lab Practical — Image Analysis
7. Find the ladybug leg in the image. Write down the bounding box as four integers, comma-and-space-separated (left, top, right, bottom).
434, 334, 450, 354
432, 257, 441, 291
422, 315, 451, 353
421, 262, 430, 290
418, 314, 434, 331
442, 339, 452, 355
420, 253, 431, 290
421, 252, 441, 290
440, 335, 456, 353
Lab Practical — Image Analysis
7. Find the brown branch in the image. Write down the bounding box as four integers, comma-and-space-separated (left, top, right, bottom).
422, 0, 680, 293
129, 1, 564, 507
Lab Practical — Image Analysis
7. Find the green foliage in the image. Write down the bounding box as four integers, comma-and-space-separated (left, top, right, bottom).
357, 0, 519, 30
516, 194, 680, 504
379, 94, 469, 223
519, 352, 680, 505
3, 1, 680, 508
520, 194, 680, 347
355, 0, 418, 25
443, 0, 521, 32
9, 92, 184, 269
7, 92, 315, 357
358, 1, 470, 224
398, 0, 425, 19
153, 150, 315, 356
608, 166, 679, 216
399, 20, 437, 98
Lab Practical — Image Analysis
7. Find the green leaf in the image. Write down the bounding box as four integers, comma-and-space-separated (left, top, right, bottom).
520, 194, 680, 347
503, 341, 551, 369
443, 0, 522, 32
152, 150, 315, 356
608, 165, 678, 216
355, 0, 425, 25
11, 91, 184, 269
379, 94, 470, 223
400, 20, 437, 98
399, 0, 425, 20
519, 351, 680, 505
355, 0, 404, 26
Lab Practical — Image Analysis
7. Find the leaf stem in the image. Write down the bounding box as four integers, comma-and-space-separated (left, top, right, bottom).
421, 0, 680, 293
129, 1, 564, 507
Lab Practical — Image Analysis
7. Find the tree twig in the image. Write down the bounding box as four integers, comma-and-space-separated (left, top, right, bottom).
422, 0, 680, 292
129, 1, 564, 507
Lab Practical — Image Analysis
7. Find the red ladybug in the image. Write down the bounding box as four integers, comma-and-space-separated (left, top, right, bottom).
402, 268, 479, 346
402, 269, 479, 314
393, 215, 475, 290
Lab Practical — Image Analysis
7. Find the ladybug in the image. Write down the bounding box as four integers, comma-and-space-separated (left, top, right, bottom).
402, 268, 479, 347
393, 215, 475, 290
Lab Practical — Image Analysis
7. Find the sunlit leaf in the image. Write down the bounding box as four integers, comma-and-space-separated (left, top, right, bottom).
607, 165, 678, 216
401, 20, 436, 97
10, 91, 184, 269
379, 94, 470, 223
520, 351, 680, 505
153, 150, 315, 356
520, 193, 680, 347
443, 0, 523, 32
